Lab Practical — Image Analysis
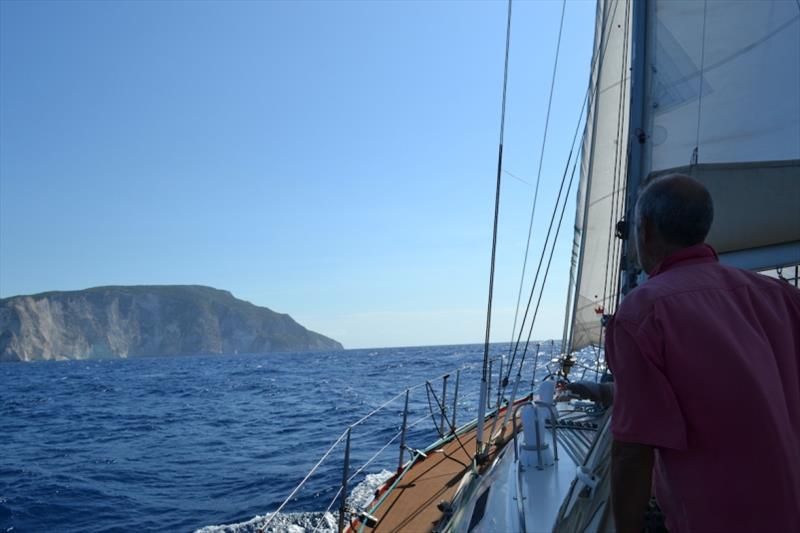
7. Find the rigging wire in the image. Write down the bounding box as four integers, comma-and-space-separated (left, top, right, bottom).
509, 0, 623, 369
261, 430, 349, 530
597, 0, 632, 363
426, 382, 473, 465
529, 342, 541, 392
601, 0, 630, 316
507, 0, 568, 358
477, 0, 513, 457
608, 29, 631, 317
692, 0, 709, 165
487, 0, 629, 449
502, 92, 588, 386
311, 412, 434, 533
518, 140, 581, 372
503, 168, 533, 187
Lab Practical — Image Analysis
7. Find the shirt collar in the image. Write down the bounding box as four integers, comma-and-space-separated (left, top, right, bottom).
651, 243, 718, 277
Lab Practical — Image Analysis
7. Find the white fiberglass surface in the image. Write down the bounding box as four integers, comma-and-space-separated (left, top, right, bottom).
453, 430, 580, 533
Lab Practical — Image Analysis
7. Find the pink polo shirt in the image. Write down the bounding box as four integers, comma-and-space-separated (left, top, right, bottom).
606, 244, 800, 533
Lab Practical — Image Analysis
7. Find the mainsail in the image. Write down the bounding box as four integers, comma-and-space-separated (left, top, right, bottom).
638, 0, 800, 270
567, 0, 800, 356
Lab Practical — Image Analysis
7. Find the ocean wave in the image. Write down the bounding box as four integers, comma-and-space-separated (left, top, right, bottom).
195, 511, 337, 533
196, 470, 394, 533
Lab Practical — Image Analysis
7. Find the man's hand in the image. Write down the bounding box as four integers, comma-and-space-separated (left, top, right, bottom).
561, 380, 614, 407
611, 439, 654, 533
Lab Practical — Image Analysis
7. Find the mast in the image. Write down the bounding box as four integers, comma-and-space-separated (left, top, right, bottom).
619, 0, 649, 298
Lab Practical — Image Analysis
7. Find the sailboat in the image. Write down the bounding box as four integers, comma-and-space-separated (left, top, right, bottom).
263, 0, 800, 531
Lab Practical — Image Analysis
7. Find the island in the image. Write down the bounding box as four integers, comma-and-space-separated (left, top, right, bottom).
0, 285, 343, 362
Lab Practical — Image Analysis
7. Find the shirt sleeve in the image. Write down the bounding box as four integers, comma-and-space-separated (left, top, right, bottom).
606, 316, 688, 451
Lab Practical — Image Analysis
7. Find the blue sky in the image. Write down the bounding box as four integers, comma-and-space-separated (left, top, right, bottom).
0, 0, 595, 349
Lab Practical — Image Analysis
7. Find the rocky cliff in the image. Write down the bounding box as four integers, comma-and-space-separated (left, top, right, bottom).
0, 285, 343, 362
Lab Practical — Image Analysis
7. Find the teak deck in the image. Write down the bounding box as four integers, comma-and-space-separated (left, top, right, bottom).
350, 401, 523, 533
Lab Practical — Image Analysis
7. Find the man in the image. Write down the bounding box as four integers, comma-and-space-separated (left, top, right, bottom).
605, 174, 800, 532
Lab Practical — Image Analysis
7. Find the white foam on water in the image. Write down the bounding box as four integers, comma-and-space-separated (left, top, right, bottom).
195, 511, 336, 533
196, 469, 394, 533
346, 469, 393, 511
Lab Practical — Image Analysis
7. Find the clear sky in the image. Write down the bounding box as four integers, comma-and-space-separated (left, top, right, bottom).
0, 0, 596, 349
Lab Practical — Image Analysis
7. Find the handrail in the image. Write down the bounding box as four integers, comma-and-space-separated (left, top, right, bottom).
261, 429, 350, 530
262, 353, 530, 532
311, 411, 434, 533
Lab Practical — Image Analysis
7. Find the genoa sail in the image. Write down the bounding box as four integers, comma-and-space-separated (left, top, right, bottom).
567, 0, 633, 355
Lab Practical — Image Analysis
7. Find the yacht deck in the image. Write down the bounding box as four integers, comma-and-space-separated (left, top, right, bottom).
350, 403, 521, 533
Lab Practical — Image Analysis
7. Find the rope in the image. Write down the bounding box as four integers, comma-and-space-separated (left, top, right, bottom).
509, 0, 624, 380
508, 0, 568, 357
351, 388, 412, 430
270, 358, 488, 531
311, 413, 432, 533
503, 168, 532, 187
424, 381, 443, 436
596, 0, 632, 361
503, 94, 587, 386
311, 406, 445, 533
261, 430, 349, 530
518, 145, 580, 367
609, 0, 631, 318
314, 492, 344, 533
349, 364, 470, 431
601, 0, 631, 320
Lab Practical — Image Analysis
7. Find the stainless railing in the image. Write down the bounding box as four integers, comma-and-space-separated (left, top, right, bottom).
262, 343, 583, 532
261, 359, 504, 533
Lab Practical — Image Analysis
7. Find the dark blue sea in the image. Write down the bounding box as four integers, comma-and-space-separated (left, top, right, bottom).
1, 342, 587, 533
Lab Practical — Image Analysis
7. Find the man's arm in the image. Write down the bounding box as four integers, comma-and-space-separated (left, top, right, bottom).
611, 439, 654, 533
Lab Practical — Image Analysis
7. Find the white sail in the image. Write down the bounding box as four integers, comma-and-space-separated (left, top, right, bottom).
568, 0, 633, 353
568, 0, 800, 353
638, 0, 800, 269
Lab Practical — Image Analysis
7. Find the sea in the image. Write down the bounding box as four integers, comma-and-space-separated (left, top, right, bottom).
1, 342, 602, 533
